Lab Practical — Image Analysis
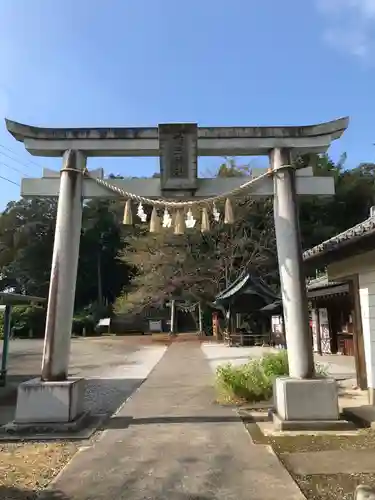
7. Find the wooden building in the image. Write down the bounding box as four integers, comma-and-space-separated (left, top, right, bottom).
304, 211, 375, 398
307, 275, 353, 356
260, 278, 354, 354
213, 273, 279, 345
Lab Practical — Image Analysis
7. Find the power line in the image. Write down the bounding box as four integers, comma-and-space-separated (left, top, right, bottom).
0, 174, 20, 187
0, 161, 30, 177
0, 150, 37, 174
0, 144, 44, 172
0, 143, 44, 168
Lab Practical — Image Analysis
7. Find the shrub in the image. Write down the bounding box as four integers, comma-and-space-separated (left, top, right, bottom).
72, 314, 96, 335
216, 358, 276, 403
260, 350, 289, 378
315, 362, 329, 377
72, 302, 112, 336
215, 350, 327, 403
10, 305, 46, 338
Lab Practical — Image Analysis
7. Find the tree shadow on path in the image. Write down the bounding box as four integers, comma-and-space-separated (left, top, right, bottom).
0, 485, 70, 500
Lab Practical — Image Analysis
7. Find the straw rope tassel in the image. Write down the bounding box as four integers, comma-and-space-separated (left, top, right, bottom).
174, 209, 186, 235
123, 199, 133, 225
224, 198, 234, 224
149, 207, 161, 233
201, 207, 210, 232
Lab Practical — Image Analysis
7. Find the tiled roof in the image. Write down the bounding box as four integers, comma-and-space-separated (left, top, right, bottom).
303, 216, 375, 261
306, 275, 343, 290
214, 272, 279, 303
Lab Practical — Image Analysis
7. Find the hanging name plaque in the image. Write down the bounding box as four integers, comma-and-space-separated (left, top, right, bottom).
159, 123, 198, 195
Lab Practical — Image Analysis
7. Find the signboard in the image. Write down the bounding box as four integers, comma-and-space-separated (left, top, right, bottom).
271, 315, 286, 347
311, 310, 319, 352
319, 308, 331, 354
149, 320, 162, 332
159, 123, 198, 193
98, 317, 110, 327
311, 309, 331, 354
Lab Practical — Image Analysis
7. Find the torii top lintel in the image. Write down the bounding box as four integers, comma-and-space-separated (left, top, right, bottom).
5, 117, 349, 158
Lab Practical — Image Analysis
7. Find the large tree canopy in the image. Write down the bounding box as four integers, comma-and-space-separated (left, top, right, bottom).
115, 195, 277, 314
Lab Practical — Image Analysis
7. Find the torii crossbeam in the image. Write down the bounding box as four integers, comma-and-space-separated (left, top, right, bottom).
5, 118, 349, 429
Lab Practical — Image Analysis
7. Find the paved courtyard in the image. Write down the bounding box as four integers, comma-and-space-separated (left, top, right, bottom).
201, 342, 356, 382
0, 336, 167, 422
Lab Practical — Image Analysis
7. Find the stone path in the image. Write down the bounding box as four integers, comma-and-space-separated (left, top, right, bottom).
42, 342, 303, 500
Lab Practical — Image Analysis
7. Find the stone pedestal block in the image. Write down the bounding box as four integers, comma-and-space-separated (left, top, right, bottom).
274, 377, 339, 421
15, 378, 85, 423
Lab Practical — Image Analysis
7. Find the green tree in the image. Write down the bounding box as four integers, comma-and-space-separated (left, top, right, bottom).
0, 198, 57, 296
78, 199, 134, 310
0, 196, 134, 316
298, 154, 375, 250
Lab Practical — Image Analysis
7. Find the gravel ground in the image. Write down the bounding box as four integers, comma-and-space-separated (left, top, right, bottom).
1, 336, 166, 419
243, 415, 375, 500
296, 473, 375, 500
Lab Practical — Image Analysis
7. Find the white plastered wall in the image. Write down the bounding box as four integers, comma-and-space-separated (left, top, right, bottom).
328, 249, 375, 390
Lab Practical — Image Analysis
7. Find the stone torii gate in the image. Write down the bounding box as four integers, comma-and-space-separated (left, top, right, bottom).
5, 117, 348, 429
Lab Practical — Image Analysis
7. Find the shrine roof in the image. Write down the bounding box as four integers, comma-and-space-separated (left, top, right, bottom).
214, 273, 280, 305
5, 117, 349, 142
306, 275, 349, 298
260, 276, 349, 314
0, 292, 45, 306
303, 215, 375, 264
260, 300, 282, 314
306, 275, 342, 289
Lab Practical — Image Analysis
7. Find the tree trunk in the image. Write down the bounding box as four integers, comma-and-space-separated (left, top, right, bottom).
97, 251, 103, 308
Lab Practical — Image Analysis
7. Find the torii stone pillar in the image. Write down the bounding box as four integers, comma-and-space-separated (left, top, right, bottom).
5, 117, 349, 429
41, 150, 86, 382
271, 148, 314, 379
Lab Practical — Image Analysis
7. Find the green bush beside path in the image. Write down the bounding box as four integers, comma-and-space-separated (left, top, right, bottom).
216, 350, 328, 403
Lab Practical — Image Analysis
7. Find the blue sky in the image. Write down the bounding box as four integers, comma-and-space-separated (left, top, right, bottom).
0, 0, 374, 208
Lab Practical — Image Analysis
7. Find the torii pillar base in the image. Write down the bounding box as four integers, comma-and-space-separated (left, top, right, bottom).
14, 377, 85, 424
272, 377, 353, 431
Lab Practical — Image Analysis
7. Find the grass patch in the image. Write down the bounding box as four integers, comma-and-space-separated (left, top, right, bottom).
216, 350, 328, 403
0, 442, 78, 498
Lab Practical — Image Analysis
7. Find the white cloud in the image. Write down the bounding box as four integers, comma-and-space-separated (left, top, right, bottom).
316, 0, 375, 59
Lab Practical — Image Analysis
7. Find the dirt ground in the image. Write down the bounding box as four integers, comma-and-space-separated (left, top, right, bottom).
0, 442, 78, 499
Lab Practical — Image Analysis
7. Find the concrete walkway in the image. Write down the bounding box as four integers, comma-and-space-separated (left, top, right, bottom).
42, 342, 303, 500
